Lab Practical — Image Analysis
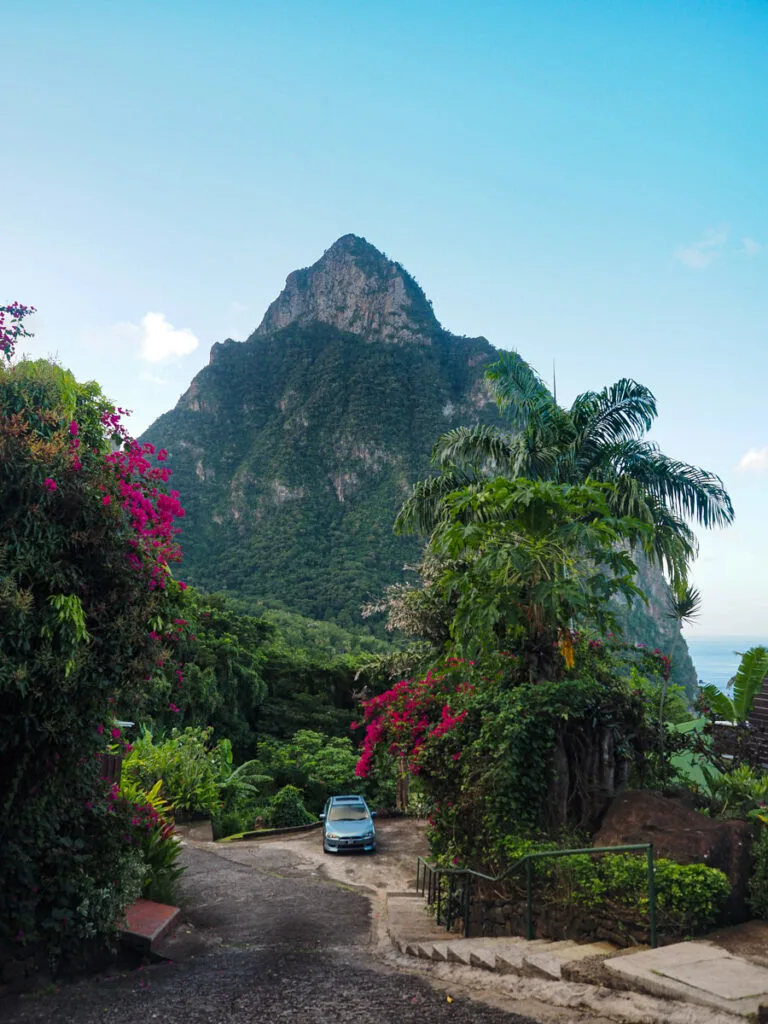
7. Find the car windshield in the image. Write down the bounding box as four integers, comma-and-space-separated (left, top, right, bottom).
328, 805, 369, 822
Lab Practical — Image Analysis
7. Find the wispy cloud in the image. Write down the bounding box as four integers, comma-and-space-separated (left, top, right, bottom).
674, 228, 728, 269
737, 447, 768, 474
742, 237, 762, 257
111, 312, 200, 363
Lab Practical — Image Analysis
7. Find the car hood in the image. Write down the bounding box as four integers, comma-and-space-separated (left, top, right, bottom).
326, 819, 374, 836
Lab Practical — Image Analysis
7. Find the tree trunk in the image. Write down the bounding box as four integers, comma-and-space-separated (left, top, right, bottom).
550, 735, 570, 828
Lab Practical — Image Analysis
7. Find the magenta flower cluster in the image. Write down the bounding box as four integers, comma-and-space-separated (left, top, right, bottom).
0, 302, 35, 361
354, 670, 467, 779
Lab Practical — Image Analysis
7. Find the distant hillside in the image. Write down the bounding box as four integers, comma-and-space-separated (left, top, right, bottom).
142, 234, 697, 692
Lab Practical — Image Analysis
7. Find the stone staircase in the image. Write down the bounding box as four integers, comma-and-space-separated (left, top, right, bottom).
387, 893, 618, 980
387, 893, 768, 1018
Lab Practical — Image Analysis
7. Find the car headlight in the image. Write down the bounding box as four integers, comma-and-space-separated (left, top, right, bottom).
362, 830, 375, 839
327, 832, 340, 840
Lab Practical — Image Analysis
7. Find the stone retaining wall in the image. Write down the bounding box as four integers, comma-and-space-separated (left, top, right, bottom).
468, 896, 650, 947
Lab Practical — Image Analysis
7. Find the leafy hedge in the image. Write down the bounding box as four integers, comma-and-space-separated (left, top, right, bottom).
0, 358, 186, 960
495, 839, 731, 936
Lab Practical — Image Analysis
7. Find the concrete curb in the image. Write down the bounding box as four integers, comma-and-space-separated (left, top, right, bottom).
217, 820, 323, 842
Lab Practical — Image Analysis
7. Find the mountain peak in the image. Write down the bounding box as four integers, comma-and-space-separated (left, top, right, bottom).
253, 235, 441, 344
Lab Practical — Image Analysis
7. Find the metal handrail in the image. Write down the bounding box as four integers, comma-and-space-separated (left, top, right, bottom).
416, 842, 657, 947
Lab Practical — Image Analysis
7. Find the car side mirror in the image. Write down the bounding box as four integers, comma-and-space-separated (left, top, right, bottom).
319, 813, 326, 820
370, 811, 377, 818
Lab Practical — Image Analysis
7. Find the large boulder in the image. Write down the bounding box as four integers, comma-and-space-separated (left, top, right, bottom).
594, 789, 752, 920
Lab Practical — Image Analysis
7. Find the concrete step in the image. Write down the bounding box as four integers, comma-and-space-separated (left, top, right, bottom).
445, 937, 546, 969
522, 940, 618, 979
494, 939, 560, 975
118, 899, 180, 953
603, 941, 768, 1018
387, 893, 462, 953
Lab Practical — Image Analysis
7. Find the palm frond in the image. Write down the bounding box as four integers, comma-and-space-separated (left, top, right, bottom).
643, 499, 697, 589
394, 469, 471, 536
431, 424, 521, 473
486, 351, 557, 432
571, 379, 657, 464
699, 682, 736, 721
592, 439, 734, 528
732, 646, 768, 721
667, 585, 702, 625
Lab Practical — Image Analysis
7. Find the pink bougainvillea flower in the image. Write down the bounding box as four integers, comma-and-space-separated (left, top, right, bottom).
178, 580, 187, 590
69, 421, 78, 436
102, 494, 111, 505
452, 751, 462, 761
96, 723, 104, 735
111, 727, 121, 740
169, 702, 180, 713
43, 478, 57, 491
157, 449, 168, 461
71, 455, 82, 470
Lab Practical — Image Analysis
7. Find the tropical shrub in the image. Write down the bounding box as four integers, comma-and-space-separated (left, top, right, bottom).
749, 827, 768, 919
703, 764, 768, 820
118, 778, 186, 903
0, 344, 187, 960
122, 728, 221, 816
150, 591, 270, 758
699, 647, 768, 725
485, 838, 729, 936
255, 729, 360, 812
355, 642, 683, 851
267, 785, 315, 828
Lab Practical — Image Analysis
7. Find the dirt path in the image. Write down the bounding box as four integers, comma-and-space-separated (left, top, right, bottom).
203, 816, 429, 897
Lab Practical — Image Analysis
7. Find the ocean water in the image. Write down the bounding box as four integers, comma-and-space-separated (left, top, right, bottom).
685, 636, 768, 691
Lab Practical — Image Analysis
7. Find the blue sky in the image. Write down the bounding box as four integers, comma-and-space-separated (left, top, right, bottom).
2, 1, 766, 636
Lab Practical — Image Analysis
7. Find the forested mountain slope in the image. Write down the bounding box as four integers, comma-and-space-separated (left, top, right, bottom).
142, 234, 697, 690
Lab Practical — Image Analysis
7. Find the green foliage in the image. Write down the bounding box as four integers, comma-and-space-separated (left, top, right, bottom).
148, 590, 270, 759
603, 856, 729, 934
268, 785, 315, 828
122, 728, 221, 817
117, 780, 186, 904
433, 478, 649, 665
703, 763, 768, 820
139, 821, 186, 905
140, 321, 503, 629
629, 668, 690, 726
0, 357, 184, 958
749, 828, 768, 919
254, 729, 362, 814
123, 727, 274, 842
699, 647, 768, 723
491, 838, 729, 936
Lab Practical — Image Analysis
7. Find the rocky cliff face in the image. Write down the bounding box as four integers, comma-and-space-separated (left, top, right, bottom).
142, 234, 696, 691
254, 234, 440, 344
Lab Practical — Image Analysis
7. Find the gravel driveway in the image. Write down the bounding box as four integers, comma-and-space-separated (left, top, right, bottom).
2, 821, 543, 1024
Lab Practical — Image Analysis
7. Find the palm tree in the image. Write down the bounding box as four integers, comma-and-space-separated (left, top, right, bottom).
396, 351, 733, 591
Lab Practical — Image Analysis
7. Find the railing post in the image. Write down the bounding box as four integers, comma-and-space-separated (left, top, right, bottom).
447, 873, 454, 931
525, 858, 534, 940
416, 858, 421, 893
464, 875, 471, 937
436, 870, 442, 925
646, 844, 657, 949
